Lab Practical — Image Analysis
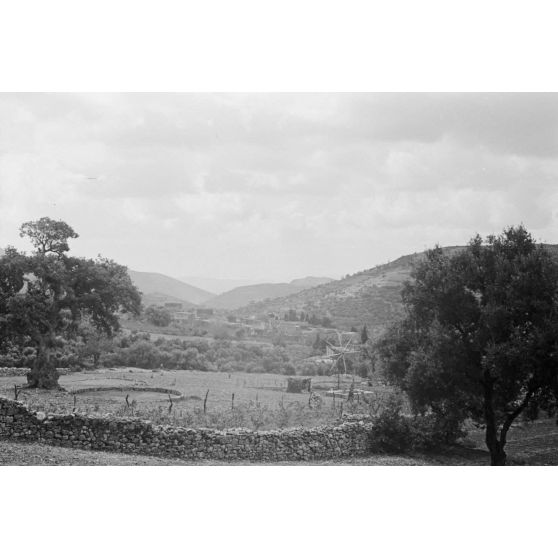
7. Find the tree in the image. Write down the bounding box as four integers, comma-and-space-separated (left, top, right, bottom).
312, 332, 323, 351
145, 305, 172, 327
0, 218, 142, 388
361, 325, 369, 344
20, 217, 79, 256
78, 322, 114, 367
377, 226, 558, 465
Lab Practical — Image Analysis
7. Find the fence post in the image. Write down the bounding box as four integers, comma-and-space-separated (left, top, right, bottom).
231, 392, 235, 410
204, 389, 209, 414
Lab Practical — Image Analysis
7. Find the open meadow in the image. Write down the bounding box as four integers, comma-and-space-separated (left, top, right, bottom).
0, 367, 381, 430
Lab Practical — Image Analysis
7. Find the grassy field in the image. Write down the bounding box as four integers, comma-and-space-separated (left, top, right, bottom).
2, 367, 557, 464
0, 367, 380, 430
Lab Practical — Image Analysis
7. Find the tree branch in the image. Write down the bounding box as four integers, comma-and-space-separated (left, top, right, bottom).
500, 390, 533, 446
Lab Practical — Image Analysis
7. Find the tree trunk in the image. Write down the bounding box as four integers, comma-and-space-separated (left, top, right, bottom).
485, 418, 508, 465
26, 337, 60, 389
489, 443, 507, 466
483, 372, 507, 465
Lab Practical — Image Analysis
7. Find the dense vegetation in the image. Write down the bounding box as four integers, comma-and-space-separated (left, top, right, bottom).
377, 226, 558, 465
0, 218, 142, 387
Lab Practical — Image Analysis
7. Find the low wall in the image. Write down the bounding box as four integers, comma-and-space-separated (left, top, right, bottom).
69, 386, 183, 397
0, 396, 374, 462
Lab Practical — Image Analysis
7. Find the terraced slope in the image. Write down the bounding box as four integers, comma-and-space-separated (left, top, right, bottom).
238, 247, 465, 333
240, 243, 558, 334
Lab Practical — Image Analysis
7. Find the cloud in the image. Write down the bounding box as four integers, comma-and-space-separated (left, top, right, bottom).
1, 93, 558, 281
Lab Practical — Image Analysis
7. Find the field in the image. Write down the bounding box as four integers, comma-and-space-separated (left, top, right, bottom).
0, 367, 379, 430
2, 367, 557, 465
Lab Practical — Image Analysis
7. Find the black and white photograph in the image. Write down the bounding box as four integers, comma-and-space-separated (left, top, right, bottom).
4, 91, 558, 467
1, 2, 557, 557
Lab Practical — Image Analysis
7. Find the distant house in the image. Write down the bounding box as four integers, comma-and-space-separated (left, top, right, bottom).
196, 308, 214, 318
172, 310, 195, 324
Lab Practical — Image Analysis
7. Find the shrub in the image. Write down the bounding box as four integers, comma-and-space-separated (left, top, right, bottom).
371, 394, 465, 453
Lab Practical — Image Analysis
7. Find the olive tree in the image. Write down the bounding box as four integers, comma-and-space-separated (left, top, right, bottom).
377, 226, 558, 465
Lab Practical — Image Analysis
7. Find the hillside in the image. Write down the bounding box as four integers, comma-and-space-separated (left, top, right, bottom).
206, 277, 334, 310
141, 292, 196, 308
236, 247, 468, 333
239, 244, 558, 333
128, 270, 215, 306
289, 276, 335, 288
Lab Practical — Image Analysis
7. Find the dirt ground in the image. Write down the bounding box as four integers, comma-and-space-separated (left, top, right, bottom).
0, 438, 489, 466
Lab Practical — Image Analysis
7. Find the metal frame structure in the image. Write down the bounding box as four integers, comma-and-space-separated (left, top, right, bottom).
325, 331, 361, 389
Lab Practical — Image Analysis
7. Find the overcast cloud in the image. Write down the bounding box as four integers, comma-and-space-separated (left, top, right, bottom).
1, 93, 557, 282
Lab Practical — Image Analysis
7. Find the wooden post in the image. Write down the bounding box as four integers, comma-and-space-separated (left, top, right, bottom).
14, 384, 18, 401
204, 389, 209, 414
231, 392, 235, 410
126, 394, 130, 407
332, 391, 336, 408
168, 393, 173, 414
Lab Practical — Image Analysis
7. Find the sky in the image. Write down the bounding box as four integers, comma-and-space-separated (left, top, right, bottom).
1, 92, 558, 283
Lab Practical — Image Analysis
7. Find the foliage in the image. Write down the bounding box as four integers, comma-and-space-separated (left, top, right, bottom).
19, 217, 78, 256
89, 332, 299, 375
0, 218, 142, 388
361, 325, 369, 344
377, 226, 558, 465
144, 305, 172, 327
370, 394, 465, 453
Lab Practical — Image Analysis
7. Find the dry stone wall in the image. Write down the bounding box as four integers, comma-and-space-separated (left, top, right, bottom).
0, 396, 374, 461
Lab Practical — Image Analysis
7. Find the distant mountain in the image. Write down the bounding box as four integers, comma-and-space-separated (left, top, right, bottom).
128, 270, 215, 306
206, 277, 335, 310
179, 276, 271, 295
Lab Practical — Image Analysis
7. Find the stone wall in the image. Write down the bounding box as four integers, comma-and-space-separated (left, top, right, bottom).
0, 396, 374, 462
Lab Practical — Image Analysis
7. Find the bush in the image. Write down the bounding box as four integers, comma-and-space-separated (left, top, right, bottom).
370, 395, 413, 452
144, 306, 172, 327
371, 394, 465, 453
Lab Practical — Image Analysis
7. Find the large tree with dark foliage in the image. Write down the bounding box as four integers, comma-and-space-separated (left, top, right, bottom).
377, 226, 558, 465
0, 217, 142, 388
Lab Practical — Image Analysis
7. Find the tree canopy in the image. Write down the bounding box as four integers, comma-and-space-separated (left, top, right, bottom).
145, 305, 172, 327
0, 218, 142, 388
377, 226, 558, 465
19, 217, 79, 256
